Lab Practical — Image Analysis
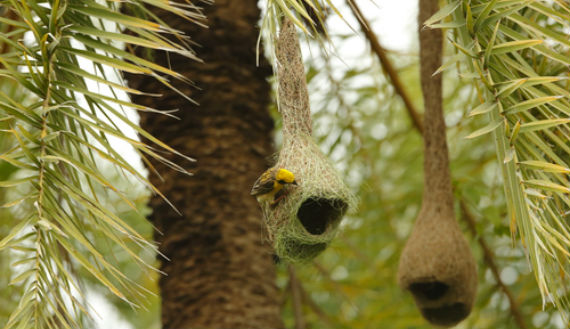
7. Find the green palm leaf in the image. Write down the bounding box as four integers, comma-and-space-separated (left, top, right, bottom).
0, 1, 202, 328
259, 0, 341, 64
429, 0, 570, 315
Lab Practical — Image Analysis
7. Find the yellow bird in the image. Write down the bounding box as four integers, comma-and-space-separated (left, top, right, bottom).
251, 168, 298, 206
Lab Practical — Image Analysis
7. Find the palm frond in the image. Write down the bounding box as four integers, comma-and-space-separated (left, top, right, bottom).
0, 1, 202, 327
429, 0, 570, 314
259, 0, 342, 63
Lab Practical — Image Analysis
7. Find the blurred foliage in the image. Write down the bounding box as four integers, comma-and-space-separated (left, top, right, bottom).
275, 4, 569, 328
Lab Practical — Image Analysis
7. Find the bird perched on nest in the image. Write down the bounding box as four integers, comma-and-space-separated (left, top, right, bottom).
251, 168, 298, 206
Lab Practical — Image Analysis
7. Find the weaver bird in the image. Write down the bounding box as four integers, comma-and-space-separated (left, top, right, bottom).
251, 168, 298, 206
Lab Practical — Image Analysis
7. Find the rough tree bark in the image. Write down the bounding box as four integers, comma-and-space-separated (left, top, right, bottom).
125, 1, 284, 328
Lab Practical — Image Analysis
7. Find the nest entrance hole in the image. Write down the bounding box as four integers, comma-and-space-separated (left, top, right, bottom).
297, 197, 348, 235
409, 281, 448, 301
408, 281, 470, 326
420, 303, 470, 327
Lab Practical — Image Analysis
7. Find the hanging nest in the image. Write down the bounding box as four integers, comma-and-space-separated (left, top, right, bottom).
397, 0, 477, 326
259, 18, 356, 263
397, 203, 477, 327
262, 134, 356, 262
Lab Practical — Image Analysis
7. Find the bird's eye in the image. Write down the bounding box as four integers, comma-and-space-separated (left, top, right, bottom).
277, 180, 286, 184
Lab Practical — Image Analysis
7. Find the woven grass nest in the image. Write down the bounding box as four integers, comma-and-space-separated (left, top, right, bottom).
259, 18, 356, 263
398, 202, 477, 327
397, 1, 477, 326
261, 134, 356, 262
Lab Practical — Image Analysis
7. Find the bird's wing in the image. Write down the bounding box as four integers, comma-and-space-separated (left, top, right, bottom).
251, 169, 276, 196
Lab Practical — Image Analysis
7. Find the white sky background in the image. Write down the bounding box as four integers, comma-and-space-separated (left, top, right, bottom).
333, 0, 418, 52
91, 1, 420, 328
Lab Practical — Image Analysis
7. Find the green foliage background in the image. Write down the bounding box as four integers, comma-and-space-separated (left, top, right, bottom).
0, 1, 569, 328
275, 3, 568, 327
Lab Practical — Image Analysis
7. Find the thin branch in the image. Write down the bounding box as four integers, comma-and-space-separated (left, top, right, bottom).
346, 0, 424, 134
280, 278, 292, 309
460, 201, 527, 329
298, 278, 336, 327
312, 262, 355, 307
288, 265, 306, 329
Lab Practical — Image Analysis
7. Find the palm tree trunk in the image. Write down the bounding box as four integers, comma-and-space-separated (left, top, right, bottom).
125, 1, 283, 328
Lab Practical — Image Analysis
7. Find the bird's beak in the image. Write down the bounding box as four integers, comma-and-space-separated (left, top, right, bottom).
292, 180, 298, 186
